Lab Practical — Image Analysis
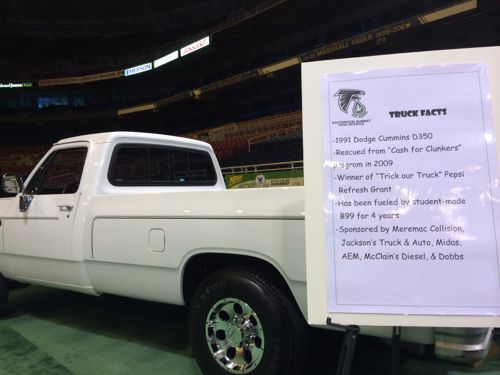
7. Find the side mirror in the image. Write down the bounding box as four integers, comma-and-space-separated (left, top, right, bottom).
2, 173, 24, 194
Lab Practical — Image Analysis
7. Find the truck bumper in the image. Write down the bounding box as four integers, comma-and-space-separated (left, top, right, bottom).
434, 327, 494, 363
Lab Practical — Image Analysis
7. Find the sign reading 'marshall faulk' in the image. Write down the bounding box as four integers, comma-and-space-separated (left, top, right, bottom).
322, 64, 500, 316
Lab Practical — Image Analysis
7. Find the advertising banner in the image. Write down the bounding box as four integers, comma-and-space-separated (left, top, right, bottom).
224, 170, 304, 189
39, 70, 124, 87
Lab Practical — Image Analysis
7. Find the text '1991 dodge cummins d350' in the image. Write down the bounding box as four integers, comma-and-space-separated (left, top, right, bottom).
0, 132, 495, 375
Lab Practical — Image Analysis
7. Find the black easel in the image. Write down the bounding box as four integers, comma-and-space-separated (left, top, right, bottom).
326, 318, 360, 375
327, 318, 402, 375
392, 326, 401, 375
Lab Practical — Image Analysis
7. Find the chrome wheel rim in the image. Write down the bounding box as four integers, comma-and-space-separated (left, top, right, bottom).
205, 297, 265, 373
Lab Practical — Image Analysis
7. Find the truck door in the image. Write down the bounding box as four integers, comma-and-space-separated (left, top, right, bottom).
2, 145, 88, 286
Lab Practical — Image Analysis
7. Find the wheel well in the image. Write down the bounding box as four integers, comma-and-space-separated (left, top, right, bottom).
182, 253, 297, 307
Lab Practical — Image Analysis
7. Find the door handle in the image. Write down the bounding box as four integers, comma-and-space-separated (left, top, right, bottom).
57, 205, 73, 212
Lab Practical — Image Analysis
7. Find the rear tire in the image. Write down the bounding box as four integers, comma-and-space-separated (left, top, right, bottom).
189, 268, 307, 375
0, 273, 9, 316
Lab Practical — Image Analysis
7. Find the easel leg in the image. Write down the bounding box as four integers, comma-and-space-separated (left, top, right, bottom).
327, 319, 360, 375
392, 326, 401, 375
337, 324, 360, 375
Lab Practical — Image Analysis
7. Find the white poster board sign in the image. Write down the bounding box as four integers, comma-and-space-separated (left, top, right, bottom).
303, 47, 500, 327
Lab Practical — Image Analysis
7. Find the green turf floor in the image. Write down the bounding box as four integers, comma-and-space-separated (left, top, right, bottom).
0, 286, 499, 374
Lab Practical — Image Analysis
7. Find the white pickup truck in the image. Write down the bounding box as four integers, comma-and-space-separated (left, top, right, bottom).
0, 132, 494, 375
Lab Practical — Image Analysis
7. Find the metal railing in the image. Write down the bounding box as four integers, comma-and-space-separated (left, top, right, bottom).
221, 160, 303, 175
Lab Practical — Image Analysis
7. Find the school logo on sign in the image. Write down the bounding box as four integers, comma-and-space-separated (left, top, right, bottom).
334, 89, 368, 118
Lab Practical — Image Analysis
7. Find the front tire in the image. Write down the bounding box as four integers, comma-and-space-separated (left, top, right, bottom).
189, 268, 307, 375
0, 273, 9, 316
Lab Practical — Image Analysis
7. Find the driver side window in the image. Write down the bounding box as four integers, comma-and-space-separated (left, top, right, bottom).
25, 147, 87, 195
